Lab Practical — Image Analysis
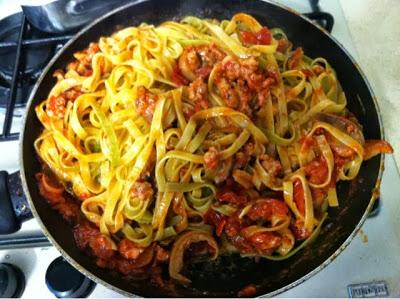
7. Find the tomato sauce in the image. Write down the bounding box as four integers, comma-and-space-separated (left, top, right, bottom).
240, 27, 272, 45
171, 65, 188, 86
247, 199, 288, 221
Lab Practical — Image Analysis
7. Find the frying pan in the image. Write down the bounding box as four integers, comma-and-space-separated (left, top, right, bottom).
0, 0, 386, 297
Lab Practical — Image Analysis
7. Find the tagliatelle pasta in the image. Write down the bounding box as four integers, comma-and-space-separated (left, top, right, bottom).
34, 13, 393, 285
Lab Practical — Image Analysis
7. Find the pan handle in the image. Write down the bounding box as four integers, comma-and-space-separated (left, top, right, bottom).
0, 171, 32, 234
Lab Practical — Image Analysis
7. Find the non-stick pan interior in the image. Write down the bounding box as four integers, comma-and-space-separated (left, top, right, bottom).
21, 0, 382, 296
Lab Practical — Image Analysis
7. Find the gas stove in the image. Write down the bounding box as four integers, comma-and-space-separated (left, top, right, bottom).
0, 0, 399, 297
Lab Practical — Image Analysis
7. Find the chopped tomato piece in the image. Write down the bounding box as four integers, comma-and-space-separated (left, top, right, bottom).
247, 198, 289, 221
255, 27, 272, 45
240, 27, 272, 45
240, 31, 258, 45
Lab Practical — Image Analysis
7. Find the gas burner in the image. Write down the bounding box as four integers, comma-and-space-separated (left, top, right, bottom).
0, 80, 34, 111
0, 13, 55, 109
0, 13, 54, 82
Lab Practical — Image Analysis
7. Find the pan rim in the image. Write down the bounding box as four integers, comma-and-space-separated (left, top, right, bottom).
19, 0, 385, 297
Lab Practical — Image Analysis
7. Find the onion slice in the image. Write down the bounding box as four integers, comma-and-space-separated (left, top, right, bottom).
169, 231, 218, 284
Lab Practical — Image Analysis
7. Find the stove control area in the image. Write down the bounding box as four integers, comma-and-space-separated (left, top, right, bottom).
45, 257, 96, 298
0, 263, 25, 298
0, 256, 97, 298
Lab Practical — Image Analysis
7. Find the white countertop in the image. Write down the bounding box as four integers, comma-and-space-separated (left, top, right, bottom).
339, 0, 400, 170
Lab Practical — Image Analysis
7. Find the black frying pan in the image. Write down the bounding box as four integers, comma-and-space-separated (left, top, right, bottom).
0, 0, 385, 297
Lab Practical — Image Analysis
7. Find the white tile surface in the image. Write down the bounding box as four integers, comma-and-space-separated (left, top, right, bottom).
340, 0, 400, 171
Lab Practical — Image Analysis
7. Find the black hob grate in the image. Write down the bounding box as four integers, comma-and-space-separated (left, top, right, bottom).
0, 14, 72, 141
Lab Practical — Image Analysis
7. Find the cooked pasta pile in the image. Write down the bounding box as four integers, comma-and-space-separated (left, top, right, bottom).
34, 13, 392, 284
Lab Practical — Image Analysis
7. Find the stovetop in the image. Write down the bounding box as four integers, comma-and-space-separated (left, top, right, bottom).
0, 0, 399, 298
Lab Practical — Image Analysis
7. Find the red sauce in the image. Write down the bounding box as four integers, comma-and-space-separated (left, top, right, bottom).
310, 186, 328, 207
312, 64, 325, 75
287, 47, 304, 70
333, 152, 350, 174
118, 238, 145, 260
277, 38, 289, 53
89, 235, 114, 259
47, 96, 66, 118
217, 190, 248, 207
304, 156, 328, 185
195, 66, 213, 78
36, 173, 80, 222
247, 199, 288, 222
240, 27, 272, 45
216, 179, 249, 207
171, 65, 188, 86
314, 87, 324, 97
238, 284, 257, 297
54, 201, 80, 221
224, 212, 248, 238
64, 86, 82, 102
73, 222, 159, 275
247, 231, 282, 251
73, 221, 99, 250
301, 69, 314, 78
234, 141, 255, 169
96, 254, 152, 276
290, 219, 311, 240
299, 136, 315, 153
204, 209, 228, 237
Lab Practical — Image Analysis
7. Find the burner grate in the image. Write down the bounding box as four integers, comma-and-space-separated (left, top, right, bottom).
0, 14, 72, 141
1, 16, 26, 141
